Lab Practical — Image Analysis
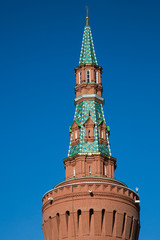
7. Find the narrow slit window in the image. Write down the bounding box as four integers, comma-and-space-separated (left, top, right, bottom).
56, 213, 60, 233
79, 71, 81, 84
129, 217, 133, 239
112, 210, 116, 233
95, 71, 98, 83
122, 213, 126, 235
89, 166, 91, 174
75, 131, 77, 140
104, 166, 107, 176
101, 130, 103, 139
66, 211, 70, 232
73, 167, 75, 177
101, 209, 105, 231
77, 210, 81, 233
89, 209, 94, 231
88, 129, 91, 138
86, 70, 90, 83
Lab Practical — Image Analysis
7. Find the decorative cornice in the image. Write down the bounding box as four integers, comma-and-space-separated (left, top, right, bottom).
54, 176, 126, 189
75, 64, 103, 73
42, 181, 140, 208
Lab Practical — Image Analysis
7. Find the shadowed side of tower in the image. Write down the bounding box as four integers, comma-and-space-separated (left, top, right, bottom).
42, 12, 140, 240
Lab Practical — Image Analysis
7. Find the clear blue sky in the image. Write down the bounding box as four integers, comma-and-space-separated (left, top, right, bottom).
0, 0, 159, 239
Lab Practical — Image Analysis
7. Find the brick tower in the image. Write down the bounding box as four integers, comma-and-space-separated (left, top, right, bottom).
42, 13, 140, 240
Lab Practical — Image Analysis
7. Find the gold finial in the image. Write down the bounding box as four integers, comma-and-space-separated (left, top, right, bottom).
86, 6, 89, 26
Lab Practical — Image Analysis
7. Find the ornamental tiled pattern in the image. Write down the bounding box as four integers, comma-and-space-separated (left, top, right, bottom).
79, 25, 97, 65
68, 100, 111, 157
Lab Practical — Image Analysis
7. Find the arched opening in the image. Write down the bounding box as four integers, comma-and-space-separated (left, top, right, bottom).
66, 211, 70, 232
101, 209, 105, 231
56, 213, 60, 234
77, 209, 82, 233
112, 210, 116, 233
89, 209, 94, 232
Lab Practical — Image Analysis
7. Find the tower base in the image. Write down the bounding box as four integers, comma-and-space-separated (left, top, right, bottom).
42, 177, 140, 240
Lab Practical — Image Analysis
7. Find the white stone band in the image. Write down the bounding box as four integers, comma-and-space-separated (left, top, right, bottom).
74, 94, 104, 105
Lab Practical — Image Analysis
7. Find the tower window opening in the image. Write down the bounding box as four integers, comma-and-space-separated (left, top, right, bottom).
66, 211, 70, 231
66, 211, 70, 217
121, 213, 126, 235
89, 165, 91, 174
95, 70, 98, 83
79, 71, 81, 84
104, 166, 107, 176
112, 210, 116, 233
129, 216, 133, 239
77, 209, 82, 232
75, 131, 77, 140
73, 167, 75, 177
86, 70, 90, 83
88, 129, 91, 138
101, 209, 105, 231
101, 130, 103, 139
89, 209, 94, 231
56, 213, 60, 233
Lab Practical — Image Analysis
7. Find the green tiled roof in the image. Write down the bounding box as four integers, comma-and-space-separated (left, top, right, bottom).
79, 24, 98, 65
69, 126, 72, 133
98, 119, 106, 126
68, 100, 112, 157
71, 119, 81, 127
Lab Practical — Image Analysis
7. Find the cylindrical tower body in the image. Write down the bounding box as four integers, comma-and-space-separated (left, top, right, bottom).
42, 177, 140, 240
42, 15, 140, 240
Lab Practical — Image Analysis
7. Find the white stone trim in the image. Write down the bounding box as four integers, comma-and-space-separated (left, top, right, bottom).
74, 94, 104, 105
43, 181, 139, 199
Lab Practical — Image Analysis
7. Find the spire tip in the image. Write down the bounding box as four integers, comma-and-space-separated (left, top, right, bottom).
86, 6, 89, 26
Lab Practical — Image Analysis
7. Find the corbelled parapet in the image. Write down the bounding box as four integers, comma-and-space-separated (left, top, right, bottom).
42, 177, 140, 240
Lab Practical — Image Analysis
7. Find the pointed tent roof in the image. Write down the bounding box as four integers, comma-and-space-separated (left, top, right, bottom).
79, 15, 98, 65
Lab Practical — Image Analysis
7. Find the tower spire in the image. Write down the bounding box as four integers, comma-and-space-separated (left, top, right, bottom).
79, 9, 97, 65
86, 6, 89, 26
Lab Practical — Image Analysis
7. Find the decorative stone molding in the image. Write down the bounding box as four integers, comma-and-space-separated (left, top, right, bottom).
74, 94, 104, 105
